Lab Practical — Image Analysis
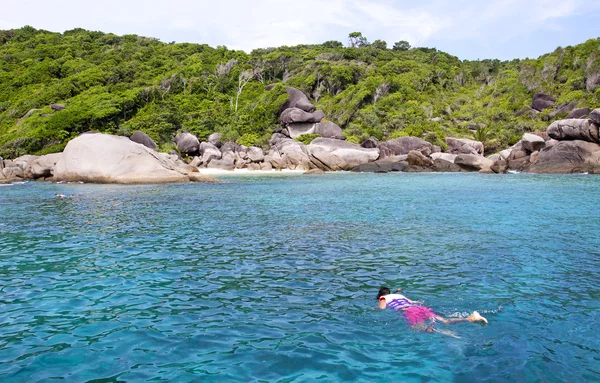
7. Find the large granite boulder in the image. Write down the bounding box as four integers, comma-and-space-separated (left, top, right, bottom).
407, 150, 433, 167
208, 133, 222, 148
130, 131, 157, 151
265, 135, 313, 171
567, 108, 591, 119
307, 138, 379, 171
247, 146, 264, 163
280, 108, 325, 125
54, 133, 215, 184
547, 119, 599, 143
199, 142, 222, 165
286, 121, 343, 139
175, 132, 200, 155
383, 137, 434, 157
433, 158, 464, 172
455, 154, 494, 171
28, 153, 63, 179
532, 92, 556, 112
282, 86, 315, 113
590, 109, 600, 125
351, 156, 408, 173
521, 133, 546, 153
528, 140, 600, 173
446, 137, 484, 155
431, 152, 457, 163
207, 158, 235, 170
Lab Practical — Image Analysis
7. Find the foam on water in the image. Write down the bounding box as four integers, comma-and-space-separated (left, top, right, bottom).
0, 173, 599, 382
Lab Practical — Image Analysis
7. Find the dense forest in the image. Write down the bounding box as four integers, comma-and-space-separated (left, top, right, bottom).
0, 26, 599, 158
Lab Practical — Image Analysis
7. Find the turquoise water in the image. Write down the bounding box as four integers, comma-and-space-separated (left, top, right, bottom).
1, 173, 599, 382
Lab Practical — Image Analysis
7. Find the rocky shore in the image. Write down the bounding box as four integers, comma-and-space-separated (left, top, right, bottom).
2, 87, 600, 184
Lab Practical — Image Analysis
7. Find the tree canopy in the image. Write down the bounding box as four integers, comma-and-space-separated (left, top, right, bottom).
0, 26, 599, 158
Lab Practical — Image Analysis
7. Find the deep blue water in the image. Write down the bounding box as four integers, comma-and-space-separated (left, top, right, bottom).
1, 173, 599, 382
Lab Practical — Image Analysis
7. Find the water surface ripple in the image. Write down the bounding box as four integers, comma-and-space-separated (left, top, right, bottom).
1, 173, 599, 382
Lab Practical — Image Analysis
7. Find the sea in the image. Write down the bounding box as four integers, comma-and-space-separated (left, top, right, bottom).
0, 172, 599, 382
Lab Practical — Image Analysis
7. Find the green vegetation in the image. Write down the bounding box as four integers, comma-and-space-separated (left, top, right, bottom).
0, 26, 599, 158
295, 133, 321, 145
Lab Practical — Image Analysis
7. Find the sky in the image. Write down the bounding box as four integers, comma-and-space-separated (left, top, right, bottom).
2, 0, 600, 60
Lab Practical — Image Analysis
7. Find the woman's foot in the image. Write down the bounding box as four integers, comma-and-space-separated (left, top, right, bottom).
467, 311, 488, 324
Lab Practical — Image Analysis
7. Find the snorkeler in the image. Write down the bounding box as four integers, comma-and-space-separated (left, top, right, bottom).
377, 286, 487, 336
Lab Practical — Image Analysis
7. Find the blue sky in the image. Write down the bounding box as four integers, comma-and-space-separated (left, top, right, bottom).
2, 0, 600, 60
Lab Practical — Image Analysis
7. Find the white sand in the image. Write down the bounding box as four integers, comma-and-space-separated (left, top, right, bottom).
196, 168, 306, 176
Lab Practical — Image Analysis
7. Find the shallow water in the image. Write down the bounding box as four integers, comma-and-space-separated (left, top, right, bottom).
1, 173, 599, 382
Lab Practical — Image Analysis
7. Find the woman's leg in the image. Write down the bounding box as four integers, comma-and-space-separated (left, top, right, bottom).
435, 311, 488, 325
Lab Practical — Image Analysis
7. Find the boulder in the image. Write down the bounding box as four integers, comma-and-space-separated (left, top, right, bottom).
499, 149, 512, 160
455, 154, 494, 171
247, 163, 261, 171
28, 153, 63, 179
266, 137, 313, 171
315, 121, 343, 138
532, 92, 556, 112
200, 142, 222, 164
351, 157, 408, 173
431, 152, 457, 163
307, 138, 379, 171
281, 86, 315, 113
49, 103, 66, 111
529, 140, 600, 173
547, 119, 599, 143
543, 101, 578, 121
491, 159, 508, 174
383, 137, 434, 156
407, 150, 433, 167
208, 133, 222, 148
361, 137, 379, 148
590, 109, 600, 125
260, 162, 273, 171
207, 158, 235, 171
567, 108, 591, 119
433, 158, 464, 172
280, 108, 325, 125
175, 132, 200, 155
130, 131, 157, 151
446, 137, 484, 155
247, 146, 264, 163
521, 133, 546, 153
286, 121, 343, 140
53, 133, 213, 184
515, 108, 540, 118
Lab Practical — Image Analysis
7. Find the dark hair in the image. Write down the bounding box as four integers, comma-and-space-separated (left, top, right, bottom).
377, 286, 391, 299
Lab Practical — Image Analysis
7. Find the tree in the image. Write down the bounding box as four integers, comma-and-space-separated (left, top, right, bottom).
323, 40, 343, 48
393, 40, 411, 51
235, 68, 261, 112
348, 32, 368, 48
371, 39, 387, 50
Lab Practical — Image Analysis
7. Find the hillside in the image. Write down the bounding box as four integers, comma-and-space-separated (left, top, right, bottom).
0, 26, 599, 158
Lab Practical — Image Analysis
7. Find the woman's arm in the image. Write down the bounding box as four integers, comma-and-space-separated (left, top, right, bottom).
378, 298, 387, 309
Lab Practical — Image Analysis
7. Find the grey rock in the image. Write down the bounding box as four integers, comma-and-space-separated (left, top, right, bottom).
529, 140, 600, 173
446, 137, 484, 155
543, 101, 578, 121
384, 137, 434, 156
267, 138, 313, 171
590, 109, 600, 125
431, 152, 457, 163
515, 108, 540, 118
260, 162, 273, 171
49, 103, 66, 111
351, 157, 408, 173
282, 86, 315, 113
208, 133, 222, 148
207, 158, 235, 171
247, 146, 264, 163
491, 159, 508, 174
521, 133, 546, 153
567, 108, 591, 119
407, 150, 433, 167
28, 153, 63, 179
200, 142, 222, 164
280, 108, 325, 125
175, 132, 200, 155
433, 158, 464, 172
130, 131, 157, 151
361, 137, 379, 148
499, 149, 512, 160
547, 119, 599, 143
455, 154, 494, 171
307, 138, 379, 171
532, 92, 556, 112
53, 133, 211, 183
247, 163, 261, 171
315, 121, 343, 138
304, 168, 325, 175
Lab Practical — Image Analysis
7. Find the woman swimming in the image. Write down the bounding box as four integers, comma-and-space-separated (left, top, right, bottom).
376, 286, 487, 335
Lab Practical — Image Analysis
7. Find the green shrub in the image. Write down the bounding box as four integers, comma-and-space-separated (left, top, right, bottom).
295, 133, 321, 145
